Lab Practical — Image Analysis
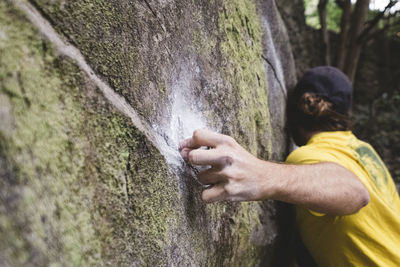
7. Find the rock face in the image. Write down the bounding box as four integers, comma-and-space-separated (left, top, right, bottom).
0, 0, 295, 266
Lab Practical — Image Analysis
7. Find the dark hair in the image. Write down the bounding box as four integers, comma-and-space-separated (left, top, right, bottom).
287, 91, 352, 133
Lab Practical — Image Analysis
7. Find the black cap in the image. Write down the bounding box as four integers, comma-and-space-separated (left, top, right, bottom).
294, 66, 353, 114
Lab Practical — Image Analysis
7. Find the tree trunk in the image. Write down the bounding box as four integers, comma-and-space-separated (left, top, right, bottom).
344, 0, 370, 82
318, 0, 331, 65
336, 0, 351, 69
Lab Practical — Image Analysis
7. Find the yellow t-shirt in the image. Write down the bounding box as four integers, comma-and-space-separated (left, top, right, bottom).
286, 131, 400, 267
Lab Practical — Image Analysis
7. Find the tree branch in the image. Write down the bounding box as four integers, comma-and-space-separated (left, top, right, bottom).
318, 0, 331, 65
336, 0, 351, 69
359, 9, 400, 44
335, 0, 345, 9
344, 0, 370, 82
362, 18, 400, 44
359, 0, 398, 41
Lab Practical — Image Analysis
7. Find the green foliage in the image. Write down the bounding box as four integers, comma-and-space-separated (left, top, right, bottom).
304, 0, 343, 32
387, 20, 400, 39
366, 7, 400, 40
304, 0, 400, 39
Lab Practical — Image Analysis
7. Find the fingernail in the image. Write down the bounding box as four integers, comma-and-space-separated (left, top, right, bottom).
181, 150, 189, 161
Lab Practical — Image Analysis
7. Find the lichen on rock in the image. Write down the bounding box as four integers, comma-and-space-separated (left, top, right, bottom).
218, 0, 272, 157
0, 3, 178, 265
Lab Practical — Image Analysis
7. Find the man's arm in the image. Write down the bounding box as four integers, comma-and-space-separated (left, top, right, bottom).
179, 129, 370, 216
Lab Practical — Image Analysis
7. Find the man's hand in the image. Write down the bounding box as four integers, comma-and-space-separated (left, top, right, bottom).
179, 128, 278, 203
179, 128, 370, 215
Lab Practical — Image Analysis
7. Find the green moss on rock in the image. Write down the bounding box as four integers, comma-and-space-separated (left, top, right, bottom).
1, 0, 291, 265
219, 0, 272, 157
0, 4, 100, 265
0, 3, 179, 266
31, 0, 165, 121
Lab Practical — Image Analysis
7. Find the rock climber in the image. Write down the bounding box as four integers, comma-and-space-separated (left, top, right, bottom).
179, 66, 400, 266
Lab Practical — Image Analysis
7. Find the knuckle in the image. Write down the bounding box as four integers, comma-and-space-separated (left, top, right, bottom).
222, 155, 234, 166
219, 165, 233, 179
188, 151, 196, 163
193, 129, 202, 141
223, 135, 236, 146
201, 192, 208, 202
201, 191, 212, 203
219, 168, 229, 179
224, 183, 238, 196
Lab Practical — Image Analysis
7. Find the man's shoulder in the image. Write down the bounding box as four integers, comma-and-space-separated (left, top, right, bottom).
286, 131, 361, 164
285, 144, 339, 165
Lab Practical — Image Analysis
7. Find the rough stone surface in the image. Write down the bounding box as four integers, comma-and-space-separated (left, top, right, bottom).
1, 0, 296, 266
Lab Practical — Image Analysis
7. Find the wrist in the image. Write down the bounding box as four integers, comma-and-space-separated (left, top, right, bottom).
256, 160, 289, 200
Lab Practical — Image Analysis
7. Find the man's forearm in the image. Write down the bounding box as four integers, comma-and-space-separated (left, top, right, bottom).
263, 161, 370, 215
180, 129, 370, 216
